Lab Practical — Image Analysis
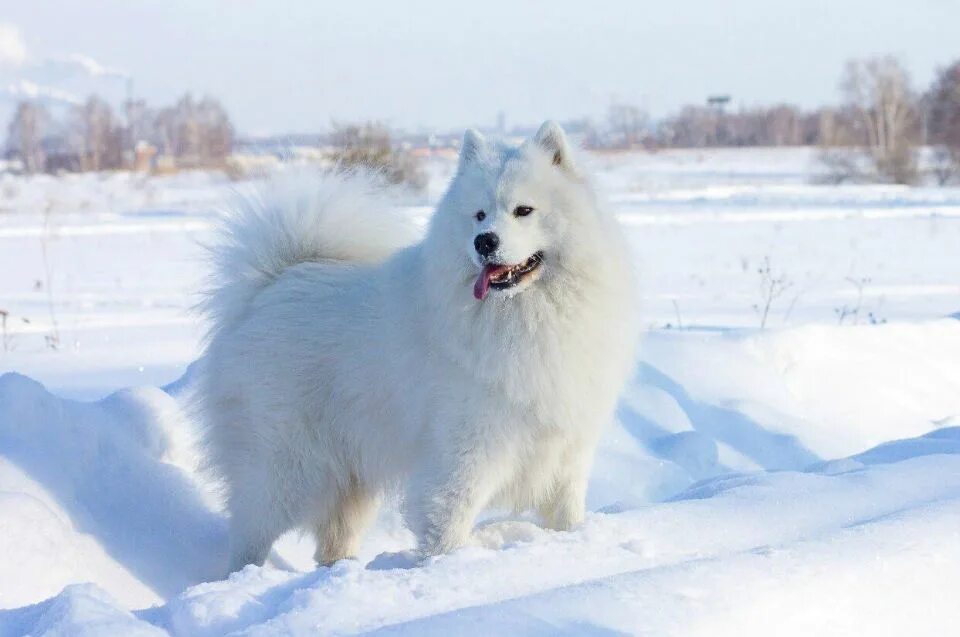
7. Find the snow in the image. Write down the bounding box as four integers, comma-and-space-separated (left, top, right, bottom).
1, 148, 959, 635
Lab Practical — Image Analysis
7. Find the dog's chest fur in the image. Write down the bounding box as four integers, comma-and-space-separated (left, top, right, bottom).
424, 277, 634, 436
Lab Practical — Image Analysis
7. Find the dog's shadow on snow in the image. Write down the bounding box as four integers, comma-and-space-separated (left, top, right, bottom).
0, 372, 227, 601
619, 362, 820, 478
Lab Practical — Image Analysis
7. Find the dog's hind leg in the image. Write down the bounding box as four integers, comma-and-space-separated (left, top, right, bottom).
313, 478, 379, 565
226, 502, 289, 574
224, 470, 295, 574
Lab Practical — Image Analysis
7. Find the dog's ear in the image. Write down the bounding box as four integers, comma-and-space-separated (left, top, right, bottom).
533, 121, 575, 172
458, 128, 486, 171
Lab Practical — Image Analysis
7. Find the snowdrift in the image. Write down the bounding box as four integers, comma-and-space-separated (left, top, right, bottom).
0, 372, 224, 610
2, 320, 960, 635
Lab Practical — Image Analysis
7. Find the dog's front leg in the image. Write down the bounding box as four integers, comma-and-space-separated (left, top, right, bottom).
539, 440, 595, 531
412, 432, 510, 556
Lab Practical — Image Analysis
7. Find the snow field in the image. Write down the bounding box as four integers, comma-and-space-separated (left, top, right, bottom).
1, 147, 959, 635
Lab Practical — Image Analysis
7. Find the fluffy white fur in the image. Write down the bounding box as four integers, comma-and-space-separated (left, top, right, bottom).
197, 122, 639, 573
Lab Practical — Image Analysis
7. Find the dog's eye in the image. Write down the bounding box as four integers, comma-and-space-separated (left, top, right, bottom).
514, 205, 534, 217
475, 210, 485, 221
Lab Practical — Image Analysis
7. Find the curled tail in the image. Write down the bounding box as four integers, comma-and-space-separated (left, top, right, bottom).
199, 169, 417, 340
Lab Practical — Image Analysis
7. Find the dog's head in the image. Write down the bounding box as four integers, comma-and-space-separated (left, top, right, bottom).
431, 121, 601, 301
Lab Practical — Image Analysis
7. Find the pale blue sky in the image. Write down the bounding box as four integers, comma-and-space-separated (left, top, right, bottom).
2, 0, 958, 135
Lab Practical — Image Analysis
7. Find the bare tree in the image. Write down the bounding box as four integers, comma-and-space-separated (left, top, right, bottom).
5, 101, 49, 174
196, 97, 234, 165
153, 103, 179, 158
124, 98, 156, 151
762, 105, 803, 146
799, 110, 827, 145
816, 107, 868, 183
69, 96, 124, 171
823, 57, 920, 184
153, 94, 234, 167
329, 121, 426, 190
154, 95, 198, 163
926, 60, 960, 185
607, 103, 649, 149
658, 105, 718, 147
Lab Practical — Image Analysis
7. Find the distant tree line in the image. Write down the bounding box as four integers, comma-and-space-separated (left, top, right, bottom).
8, 55, 960, 187
654, 104, 824, 148
586, 55, 960, 185
576, 102, 827, 151
4, 94, 234, 174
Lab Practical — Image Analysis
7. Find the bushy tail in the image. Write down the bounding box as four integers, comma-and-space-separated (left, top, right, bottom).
199, 169, 417, 341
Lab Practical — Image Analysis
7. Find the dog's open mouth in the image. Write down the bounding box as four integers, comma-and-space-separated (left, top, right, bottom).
473, 251, 544, 300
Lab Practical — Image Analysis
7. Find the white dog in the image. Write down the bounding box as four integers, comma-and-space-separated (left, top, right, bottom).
197, 121, 638, 572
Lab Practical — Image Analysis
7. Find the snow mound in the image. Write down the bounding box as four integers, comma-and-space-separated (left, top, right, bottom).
0, 585, 164, 637
0, 372, 225, 609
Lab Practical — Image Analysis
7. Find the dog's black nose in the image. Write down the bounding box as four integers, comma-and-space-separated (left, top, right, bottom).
474, 232, 500, 257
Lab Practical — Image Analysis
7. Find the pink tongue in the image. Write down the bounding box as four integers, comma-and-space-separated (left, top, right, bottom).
473, 264, 511, 300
